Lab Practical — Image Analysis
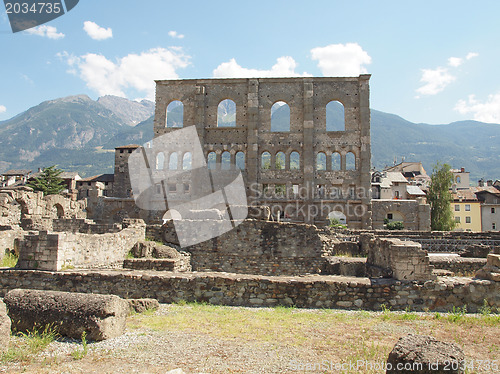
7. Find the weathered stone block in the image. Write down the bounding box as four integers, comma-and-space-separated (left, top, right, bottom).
128, 298, 160, 314
4, 289, 129, 341
386, 334, 465, 374
0, 299, 11, 352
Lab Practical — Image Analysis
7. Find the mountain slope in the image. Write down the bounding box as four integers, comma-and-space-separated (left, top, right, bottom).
97, 95, 154, 126
0, 94, 498, 180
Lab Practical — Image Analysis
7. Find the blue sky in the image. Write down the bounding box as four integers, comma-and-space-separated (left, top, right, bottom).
1, 0, 500, 124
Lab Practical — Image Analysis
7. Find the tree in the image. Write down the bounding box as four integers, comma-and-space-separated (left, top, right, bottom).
28, 165, 66, 196
427, 162, 456, 231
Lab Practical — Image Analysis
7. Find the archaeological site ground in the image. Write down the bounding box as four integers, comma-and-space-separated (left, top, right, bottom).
0, 76, 499, 373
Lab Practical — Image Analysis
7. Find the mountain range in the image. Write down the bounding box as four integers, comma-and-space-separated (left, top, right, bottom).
0, 95, 498, 180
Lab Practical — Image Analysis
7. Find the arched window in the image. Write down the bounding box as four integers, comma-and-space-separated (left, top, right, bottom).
221, 151, 231, 170
156, 152, 165, 170
182, 152, 192, 170
276, 151, 286, 170
166, 101, 183, 128
261, 151, 271, 169
235, 151, 245, 170
271, 101, 290, 132
207, 152, 216, 170
217, 99, 236, 127
169, 152, 178, 170
326, 100, 345, 131
316, 152, 326, 171
346, 152, 356, 170
331, 152, 341, 170
290, 151, 300, 170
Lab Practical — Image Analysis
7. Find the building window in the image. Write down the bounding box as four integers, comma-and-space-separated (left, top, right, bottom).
271, 101, 290, 132
207, 152, 216, 170
316, 152, 326, 171
275, 152, 286, 170
332, 152, 341, 171
346, 152, 356, 171
326, 100, 345, 131
455, 205, 460, 211
221, 151, 231, 170
235, 151, 245, 170
168, 184, 177, 193
455, 217, 461, 223
394, 191, 400, 199
387, 213, 393, 220
492, 207, 496, 214
465, 204, 470, 211
290, 151, 300, 170
184, 183, 190, 193
217, 99, 236, 127
275, 184, 286, 197
155, 183, 162, 195
166, 101, 183, 128
466, 216, 471, 224
493, 223, 497, 230
261, 151, 271, 169
182, 152, 192, 170
169, 152, 178, 170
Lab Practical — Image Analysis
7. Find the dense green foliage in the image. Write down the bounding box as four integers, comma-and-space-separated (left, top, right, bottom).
427, 162, 456, 231
27, 165, 66, 196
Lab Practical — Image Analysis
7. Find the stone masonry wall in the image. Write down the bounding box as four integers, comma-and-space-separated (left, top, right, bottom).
365, 235, 435, 281
16, 221, 145, 271
0, 270, 498, 313
163, 219, 332, 276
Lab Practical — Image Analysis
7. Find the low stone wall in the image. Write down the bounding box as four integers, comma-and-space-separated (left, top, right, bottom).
16, 221, 146, 271
429, 255, 486, 275
0, 269, 498, 313
123, 258, 188, 272
163, 220, 332, 276
365, 235, 435, 281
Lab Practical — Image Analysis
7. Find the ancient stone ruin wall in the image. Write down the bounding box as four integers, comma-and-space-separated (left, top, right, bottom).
1, 269, 498, 313
153, 76, 372, 228
363, 234, 436, 281
16, 220, 145, 271
162, 219, 332, 276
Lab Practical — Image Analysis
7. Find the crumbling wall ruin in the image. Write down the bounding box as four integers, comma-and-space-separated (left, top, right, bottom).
16, 219, 145, 271
363, 233, 436, 281
151, 76, 372, 228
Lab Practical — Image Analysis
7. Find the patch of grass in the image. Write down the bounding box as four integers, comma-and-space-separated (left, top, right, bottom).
1, 252, 18, 268
71, 331, 89, 360
1, 324, 58, 364
448, 306, 467, 323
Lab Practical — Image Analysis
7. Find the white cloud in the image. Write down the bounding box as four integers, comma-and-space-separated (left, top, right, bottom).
213, 56, 310, 78
83, 21, 113, 40
416, 52, 479, 97
455, 93, 500, 123
59, 48, 190, 100
25, 25, 64, 39
466, 52, 479, 60
310, 43, 372, 76
416, 67, 456, 96
0, 105, 6, 114
168, 31, 184, 39
448, 57, 463, 67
